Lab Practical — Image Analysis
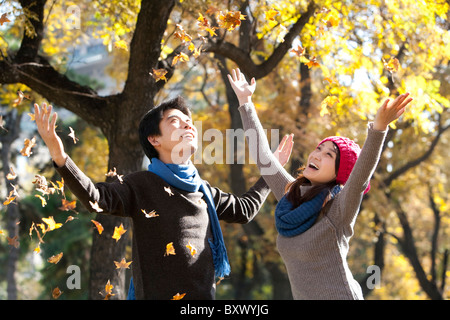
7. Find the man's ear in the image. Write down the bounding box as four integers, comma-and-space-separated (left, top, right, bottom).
148, 136, 161, 147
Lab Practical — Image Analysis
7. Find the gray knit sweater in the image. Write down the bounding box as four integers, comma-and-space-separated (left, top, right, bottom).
238, 102, 388, 300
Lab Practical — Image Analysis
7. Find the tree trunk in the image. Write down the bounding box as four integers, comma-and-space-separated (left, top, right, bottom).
0, 109, 22, 300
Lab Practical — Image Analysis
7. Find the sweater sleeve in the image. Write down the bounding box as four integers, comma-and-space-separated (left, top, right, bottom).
238, 102, 295, 201
55, 156, 134, 217
208, 177, 271, 224
329, 122, 388, 229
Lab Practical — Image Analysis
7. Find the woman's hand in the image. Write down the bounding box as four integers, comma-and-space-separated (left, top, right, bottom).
273, 134, 294, 167
374, 93, 413, 131
227, 68, 256, 106
34, 103, 67, 167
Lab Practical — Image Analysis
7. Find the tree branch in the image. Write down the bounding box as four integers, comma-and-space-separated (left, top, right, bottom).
204, 1, 318, 79
123, 0, 176, 100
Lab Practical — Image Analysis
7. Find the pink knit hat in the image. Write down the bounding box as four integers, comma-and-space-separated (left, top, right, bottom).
318, 136, 371, 194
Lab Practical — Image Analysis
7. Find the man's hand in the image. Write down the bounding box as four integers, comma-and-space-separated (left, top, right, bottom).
227, 68, 256, 106
374, 93, 413, 131
34, 103, 67, 167
273, 134, 294, 167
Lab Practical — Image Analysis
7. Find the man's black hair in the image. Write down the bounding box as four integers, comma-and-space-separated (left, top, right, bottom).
139, 96, 192, 160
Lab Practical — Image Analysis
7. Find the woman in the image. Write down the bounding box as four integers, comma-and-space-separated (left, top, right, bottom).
228, 68, 413, 300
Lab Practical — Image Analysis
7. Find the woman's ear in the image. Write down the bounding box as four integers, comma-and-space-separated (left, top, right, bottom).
148, 136, 160, 147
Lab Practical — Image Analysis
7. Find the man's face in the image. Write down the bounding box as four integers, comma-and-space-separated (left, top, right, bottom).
148, 109, 198, 163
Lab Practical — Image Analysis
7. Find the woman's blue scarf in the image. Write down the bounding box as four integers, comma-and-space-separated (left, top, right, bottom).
128, 158, 230, 299
275, 185, 342, 237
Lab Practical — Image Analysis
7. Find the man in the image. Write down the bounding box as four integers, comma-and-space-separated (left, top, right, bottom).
33, 96, 291, 300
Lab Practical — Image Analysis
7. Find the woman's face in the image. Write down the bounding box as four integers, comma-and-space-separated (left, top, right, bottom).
303, 141, 338, 185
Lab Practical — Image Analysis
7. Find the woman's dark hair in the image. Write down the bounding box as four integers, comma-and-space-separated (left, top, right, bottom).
139, 96, 192, 160
285, 141, 341, 213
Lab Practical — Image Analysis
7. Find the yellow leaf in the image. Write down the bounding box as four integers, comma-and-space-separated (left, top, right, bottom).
218, 11, 246, 31
171, 52, 189, 66
164, 242, 176, 256
112, 223, 127, 242
265, 9, 279, 21
35, 194, 47, 207
42, 216, 62, 231
114, 40, 128, 51
186, 241, 197, 256
383, 57, 400, 73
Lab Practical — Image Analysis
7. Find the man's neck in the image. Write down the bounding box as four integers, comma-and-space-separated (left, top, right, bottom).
158, 152, 192, 165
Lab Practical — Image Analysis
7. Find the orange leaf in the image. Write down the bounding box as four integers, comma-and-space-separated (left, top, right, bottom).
0, 13, 11, 26
114, 258, 132, 269
52, 287, 63, 299
218, 11, 246, 31
20, 136, 37, 157
150, 68, 168, 82
164, 242, 176, 256
112, 223, 127, 242
91, 220, 104, 235
48, 252, 63, 264
306, 56, 320, 68
171, 52, 189, 66
171, 292, 186, 300
7, 235, 19, 248
59, 199, 77, 211
383, 57, 400, 73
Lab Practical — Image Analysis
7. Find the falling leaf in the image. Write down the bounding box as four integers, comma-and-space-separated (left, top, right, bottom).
3, 193, 16, 206
290, 44, 305, 57
103, 280, 115, 300
320, 96, 340, 117
6, 167, 17, 180
383, 57, 400, 73
141, 209, 159, 218
105, 168, 123, 183
265, 8, 279, 21
164, 186, 174, 196
171, 52, 189, 66
324, 11, 339, 28
174, 24, 192, 43
48, 252, 63, 264
0, 13, 11, 26
91, 220, 104, 235
150, 68, 168, 82
35, 194, 47, 207
306, 56, 320, 68
114, 40, 128, 51
12, 90, 31, 107
186, 241, 197, 256
218, 11, 246, 31
112, 223, 127, 242
34, 244, 41, 254
89, 201, 103, 213
42, 216, 63, 231
65, 216, 77, 223
197, 13, 217, 37
68, 127, 79, 144
164, 242, 176, 256
20, 136, 37, 157
27, 113, 35, 121
52, 287, 63, 299
7, 235, 19, 248
59, 199, 77, 212
114, 258, 132, 269
188, 42, 202, 58
171, 292, 186, 300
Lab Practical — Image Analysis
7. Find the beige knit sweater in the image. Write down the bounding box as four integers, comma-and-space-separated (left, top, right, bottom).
238, 102, 388, 300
